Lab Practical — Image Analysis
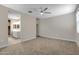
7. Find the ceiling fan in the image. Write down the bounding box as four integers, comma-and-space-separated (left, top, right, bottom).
39, 7, 52, 15
28, 7, 52, 15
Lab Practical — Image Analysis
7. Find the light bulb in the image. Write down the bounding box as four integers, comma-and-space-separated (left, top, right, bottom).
40, 12, 43, 15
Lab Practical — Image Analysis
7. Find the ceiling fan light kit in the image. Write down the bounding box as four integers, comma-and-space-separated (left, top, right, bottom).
40, 12, 43, 15
28, 7, 51, 15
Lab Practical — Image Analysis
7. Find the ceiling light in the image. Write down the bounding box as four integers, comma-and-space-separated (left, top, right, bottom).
40, 12, 43, 15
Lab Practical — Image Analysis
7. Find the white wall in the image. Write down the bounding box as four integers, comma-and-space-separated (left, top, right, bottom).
21, 14, 36, 41
39, 12, 76, 41
0, 5, 8, 48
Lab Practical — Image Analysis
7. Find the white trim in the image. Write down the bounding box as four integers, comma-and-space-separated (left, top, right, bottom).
0, 37, 36, 48
21, 37, 36, 42
8, 36, 36, 46
76, 42, 79, 47
75, 38, 79, 47
39, 34, 76, 42
0, 43, 8, 48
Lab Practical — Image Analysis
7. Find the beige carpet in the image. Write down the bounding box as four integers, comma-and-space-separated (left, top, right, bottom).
8, 37, 22, 45
0, 37, 79, 55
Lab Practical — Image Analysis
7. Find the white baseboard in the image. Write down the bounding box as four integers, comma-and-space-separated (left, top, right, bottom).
76, 42, 79, 47
39, 34, 76, 42
21, 36, 36, 42
0, 37, 36, 48
0, 35, 76, 48
0, 43, 8, 48
75, 39, 79, 47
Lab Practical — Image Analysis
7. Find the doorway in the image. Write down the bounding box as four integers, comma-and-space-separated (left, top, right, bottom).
8, 9, 22, 45
36, 24, 39, 37
36, 18, 40, 37
8, 20, 11, 36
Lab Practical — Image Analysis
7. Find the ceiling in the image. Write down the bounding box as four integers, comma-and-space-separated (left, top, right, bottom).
2, 4, 78, 18
8, 9, 21, 20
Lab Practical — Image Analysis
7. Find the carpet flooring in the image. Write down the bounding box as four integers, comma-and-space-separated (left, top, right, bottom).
0, 37, 79, 55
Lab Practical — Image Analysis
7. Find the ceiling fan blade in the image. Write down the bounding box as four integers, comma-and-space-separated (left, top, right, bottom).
43, 8, 48, 11
40, 7, 44, 12
44, 12, 51, 14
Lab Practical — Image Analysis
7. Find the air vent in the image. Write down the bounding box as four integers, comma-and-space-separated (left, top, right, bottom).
28, 11, 32, 13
